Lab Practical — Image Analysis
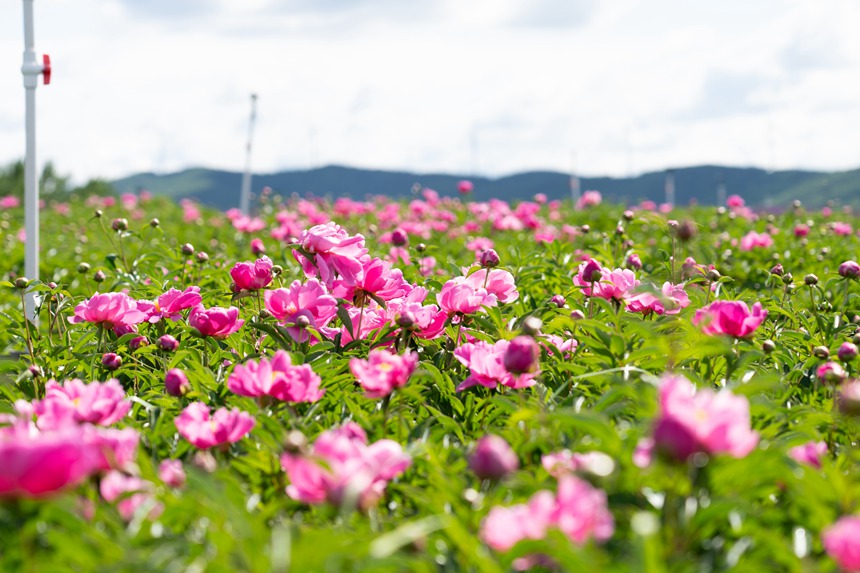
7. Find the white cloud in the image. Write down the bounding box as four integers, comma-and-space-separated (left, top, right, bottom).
0, 0, 859, 185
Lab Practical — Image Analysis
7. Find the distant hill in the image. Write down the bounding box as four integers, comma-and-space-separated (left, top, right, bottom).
112, 164, 860, 211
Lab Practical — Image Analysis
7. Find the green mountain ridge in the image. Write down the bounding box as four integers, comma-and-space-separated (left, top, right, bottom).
112, 164, 860, 211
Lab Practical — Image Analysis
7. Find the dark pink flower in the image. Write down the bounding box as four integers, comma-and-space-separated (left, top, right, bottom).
175, 402, 255, 449
228, 350, 325, 403
69, 292, 147, 330
146, 286, 202, 323
503, 336, 540, 374
100, 471, 160, 521
294, 222, 370, 288
230, 256, 274, 291
627, 282, 690, 316
350, 349, 418, 399
693, 300, 767, 338
165, 369, 190, 397
188, 305, 244, 339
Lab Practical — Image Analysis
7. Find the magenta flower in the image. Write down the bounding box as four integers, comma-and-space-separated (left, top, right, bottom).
387, 299, 447, 340
350, 349, 418, 399
818, 361, 846, 384
333, 257, 410, 304
788, 441, 827, 469
454, 339, 538, 392
294, 222, 370, 288
264, 279, 338, 343
469, 435, 519, 480
503, 336, 540, 374
228, 350, 325, 403
823, 516, 860, 571
481, 491, 555, 552
693, 300, 767, 338
174, 402, 255, 449
69, 292, 147, 330
464, 269, 519, 303
645, 374, 759, 463
146, 286, 202, 323
280, 422, 411, 509
574, 260, 639, 303
34, 379, 130, 430
188, 304, 245, 339
230, 256, 274, 291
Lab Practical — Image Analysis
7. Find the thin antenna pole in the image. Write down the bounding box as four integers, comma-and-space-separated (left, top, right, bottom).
21, 0, 49, 322
664, 169, 675, 208
239, 93, 257, 215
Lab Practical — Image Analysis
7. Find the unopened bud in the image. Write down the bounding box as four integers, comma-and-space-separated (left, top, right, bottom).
295, 315, 311, 328
111, 218, 128, 232
397, 311, 416, 329
180, 243, 195, 256
93, 270, 106, 283
284, 430, 308, 454
101, 352, 122, 371
804, 274, 819, 286
762, 340, 776, 354
149, 218, 160, 228
813, 346, 831, 359
157, 334, 179, 352
14, 277, 29, 289
479, 249, 500, 268
77, 262, 91, 274
416, 243, 427, 253
195, 251, 209, 264
165, 368, 190, 397
570, 309, 586, 321
706, 269, 721, 282
391, 228, 408, 247
521, 316, 542, 336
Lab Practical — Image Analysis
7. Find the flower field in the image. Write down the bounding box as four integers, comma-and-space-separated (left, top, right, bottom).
1, 187, 860, 571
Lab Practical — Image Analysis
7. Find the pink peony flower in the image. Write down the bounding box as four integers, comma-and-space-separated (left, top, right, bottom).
69, 292, 147, 330
264, 279, 338, 343
541, 334, 578, 358
648, 374, 759, 462
280, 422, 411, 509
437, 279, 495, 316
332, 257, 410, 304
144, 286, 202, 323
788, 441, 827, 469
739, 231, 773, 251
693, 300, 767, 338
175, 402, 255, 449
627, 282, 691, 316
541, 450, 615, 478
294, 222, 370, 288
726, 194, 745, 208
230, 256, 274, 291
350, 349, 418, 399
464, 269, 519, 303
574, 259, 639, 303
481, 491, 556, 551
454, 339, 537, 391
823, 515, 860, 571
100, 470, 160, 521
34, 379, 131, 430
575, 190, 602, 210
228, 350, 325, 403
188, 305, 244, 339
457, 180, 474, 195
158, 459, 186, 488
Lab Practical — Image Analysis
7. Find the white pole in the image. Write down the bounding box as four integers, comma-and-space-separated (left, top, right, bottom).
21, 0, 47, 323
239, 93, 257, 216
664, 169, 675, 208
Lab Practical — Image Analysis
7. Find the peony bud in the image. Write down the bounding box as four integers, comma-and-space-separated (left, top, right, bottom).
503, 335, 540, 374
570, 309, 586, 321
770, 263, 784, 277
813, 346, 831, 359
390, 228, 408, 247
111, 218, 128, 232
158, 460, 186, 488
129, 336, 149, 351
101, 352, 122, 371
839, 261, 860, 280
479, 249, 500, 268
549, 294, 566, 308
157, 335, 179, 352
817, 361, 844, 384
250, 238, 266, 256
838, 342, 858, 362
469, 435, 519, 480
165, 368, 190, 397
93, 270, 106, 283
762, 339, 776, 354
180, 243, 195, 256
804, 274, 819, 286
626, 253, 642, 270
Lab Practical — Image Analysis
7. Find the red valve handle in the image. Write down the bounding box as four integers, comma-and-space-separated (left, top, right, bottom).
42, 54, 51, 85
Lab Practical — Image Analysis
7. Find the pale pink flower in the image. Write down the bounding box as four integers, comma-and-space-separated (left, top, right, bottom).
158, 459, 186, 488
175, 402, 255, 449
541, 334, 578, 358
574, 259, 640, 303
34, 379, 130, 430
454, 339, 537, 391
228, 350, 325, 403
627, 282, 691, 316
552, 475, 615, 544
280, 422, 411, 509
188, 305, 244, 339
464, 269, 519, 303
693, 300, 767, 338
739, 231, 773, 251
823, 516, 860, 571
350, 349, 418, 399
100, 471, 160, 521
69, 292, 147, 330
648, 374, 759, 462
437, 279, 495, 316
264, 279, 338, 343
542, 450, 614, 478
481, 491, 555, 551
575, 190, 602, 209
230, 256, 274, 291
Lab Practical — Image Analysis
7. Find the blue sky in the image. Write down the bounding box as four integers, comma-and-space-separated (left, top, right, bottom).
1, 0, 859, 183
